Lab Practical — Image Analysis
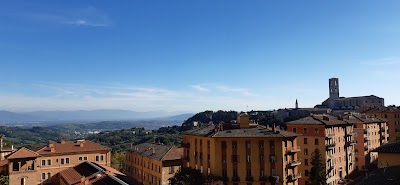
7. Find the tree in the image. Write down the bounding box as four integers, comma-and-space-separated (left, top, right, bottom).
0, 175, 9, 185
169, 167, 205, 185
308, 148, 327, 185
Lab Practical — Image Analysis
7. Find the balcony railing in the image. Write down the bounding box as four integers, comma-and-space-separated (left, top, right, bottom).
346, 140, 356, 146
327, 165, 334, 172
259, 176, 268, 181
246, 176, 254, 182
385, 134, 389, 138
286, 146, 301, 153
364, 136, 371, 141
326, 132, 335, 139
346, 132, 355, 136
287, 173, 302, 181
326, 153, 334, 161
288, 159, 302, 167
381, 126, 389, 131
232, 176, 240, 182
326, 143, 336, 150
364, 128, 371, 134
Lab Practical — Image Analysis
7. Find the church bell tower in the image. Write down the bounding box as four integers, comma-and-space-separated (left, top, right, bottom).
329, 78, 339, 99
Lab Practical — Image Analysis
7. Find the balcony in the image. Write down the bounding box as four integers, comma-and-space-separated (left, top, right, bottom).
286, 146, 301, 153
288, 159, 302, 167
364, 128, 371, 134
246, 176, 254, 182
381, 126, 389, 131
326, 143, 336, 150
232, 176, 240, 182
327, 165, 334, 173
346, 132, 355, 136
326, 153, 334, 161
259, 176, 268, 181
364, 136, 371, 141
287, 173, 302, 181
346, 140, 356, 146
326, 132, 335, 139
385, 134, 389, 138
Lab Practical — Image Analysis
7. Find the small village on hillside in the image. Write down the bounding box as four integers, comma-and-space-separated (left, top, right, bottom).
1, 78, 400, 185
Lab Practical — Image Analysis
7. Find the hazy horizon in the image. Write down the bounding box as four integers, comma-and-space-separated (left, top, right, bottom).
1, 1, 400, 112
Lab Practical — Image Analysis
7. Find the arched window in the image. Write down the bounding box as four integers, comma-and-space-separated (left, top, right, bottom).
21, 178, 25, 185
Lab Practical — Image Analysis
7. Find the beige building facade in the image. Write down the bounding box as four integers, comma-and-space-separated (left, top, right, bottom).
125, 143, 183, 185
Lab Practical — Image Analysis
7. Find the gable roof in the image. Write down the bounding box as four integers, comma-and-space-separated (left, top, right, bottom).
6, 147, 40, 159
36, 140, 110, 155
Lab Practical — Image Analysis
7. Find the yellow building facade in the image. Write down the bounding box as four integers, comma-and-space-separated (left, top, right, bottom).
183, 114, 301, 185
125, 143, 183, 185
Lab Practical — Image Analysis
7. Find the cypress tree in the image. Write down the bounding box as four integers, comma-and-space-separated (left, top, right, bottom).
308, 148, 327, 185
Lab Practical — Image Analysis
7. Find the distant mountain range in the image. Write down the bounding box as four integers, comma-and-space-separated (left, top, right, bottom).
0, 109, 193, 122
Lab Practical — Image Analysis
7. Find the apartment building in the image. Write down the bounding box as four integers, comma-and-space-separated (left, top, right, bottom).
125, 143, 183, 185
287, 114, 356, 185
345, 113, 388, 169
1, 140, 111, 185
182, 113, 301, 185
363, 106, 400, 141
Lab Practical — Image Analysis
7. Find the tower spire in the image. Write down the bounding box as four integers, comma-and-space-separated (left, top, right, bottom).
295, 99, 299, 109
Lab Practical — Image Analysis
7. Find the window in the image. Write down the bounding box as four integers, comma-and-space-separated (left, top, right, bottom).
304, 148, 308, 155
246, 169, 252, 177
66, 158, 70, 164
246, 141, 251, 149
304, 138, 308, 144
293, 128, 297, 133
96, 156, 99, 161
315, 138, 319, 145
232, 155, 238, 163
305, 170, 309, 176
222, 141, 227, 149
260, 169, 264, 177
233, 169, 238, 177
42, 173, 46, 180
259, 141, 264, 148
20, 178, 25, 185
222, 156, 227, 163
42, 160, 46, 166
246, 155, 251, 163
47, 172, 51, 179
101, 155, 104, 161
304, 128, 308, 133
61, 158, 65, 165
47, 159, 51, 166
270, 140, 275, 148
222, 170, 227, 177
79, 157, 83, 161
84, 156, 88, 160
169, 166, 174, 174
305, 159, 309, 165
232, 141, 237, 149
260, 155, 264, 162
314, 128, 319, 134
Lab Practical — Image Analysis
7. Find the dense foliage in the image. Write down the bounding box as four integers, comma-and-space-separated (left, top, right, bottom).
308, 148, 327, 185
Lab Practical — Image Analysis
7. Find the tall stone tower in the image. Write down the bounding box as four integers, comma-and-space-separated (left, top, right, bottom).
329, 78, 339, 99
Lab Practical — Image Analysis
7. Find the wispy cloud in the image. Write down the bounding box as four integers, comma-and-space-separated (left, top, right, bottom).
0, 82, 279, 112
22, 6, 112, 27
360, 57, 400, 66
191, 85, 210, 92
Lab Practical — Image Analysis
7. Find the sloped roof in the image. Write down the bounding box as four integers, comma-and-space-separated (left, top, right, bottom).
127, 143, 183, 161
6, 147, 40, 159
36, 140, 110, 155
372, 141, 400, 153
59, 161, 132, 185
287, 114, 348, 126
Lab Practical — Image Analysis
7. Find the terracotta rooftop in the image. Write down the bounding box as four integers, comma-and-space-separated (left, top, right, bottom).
363, 106, 400, 113
36, 140, 110, 155
6, 147, 40, 159
128, 143, 183, 161
287, 114, 385, 126
372, 141, 400, 153
184, 124, 298, 138
59, 161, 132, 185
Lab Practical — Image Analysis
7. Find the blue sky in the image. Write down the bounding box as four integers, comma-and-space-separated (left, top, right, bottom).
1, 0, 400, 112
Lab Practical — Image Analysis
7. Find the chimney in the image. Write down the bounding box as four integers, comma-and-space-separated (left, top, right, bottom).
272, 123, 276, 133
60, 140, 65, 144
80, 142, 84, 147
11, 145, 14, 150
152, 147, 155, 154
49, 143, 55, 152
